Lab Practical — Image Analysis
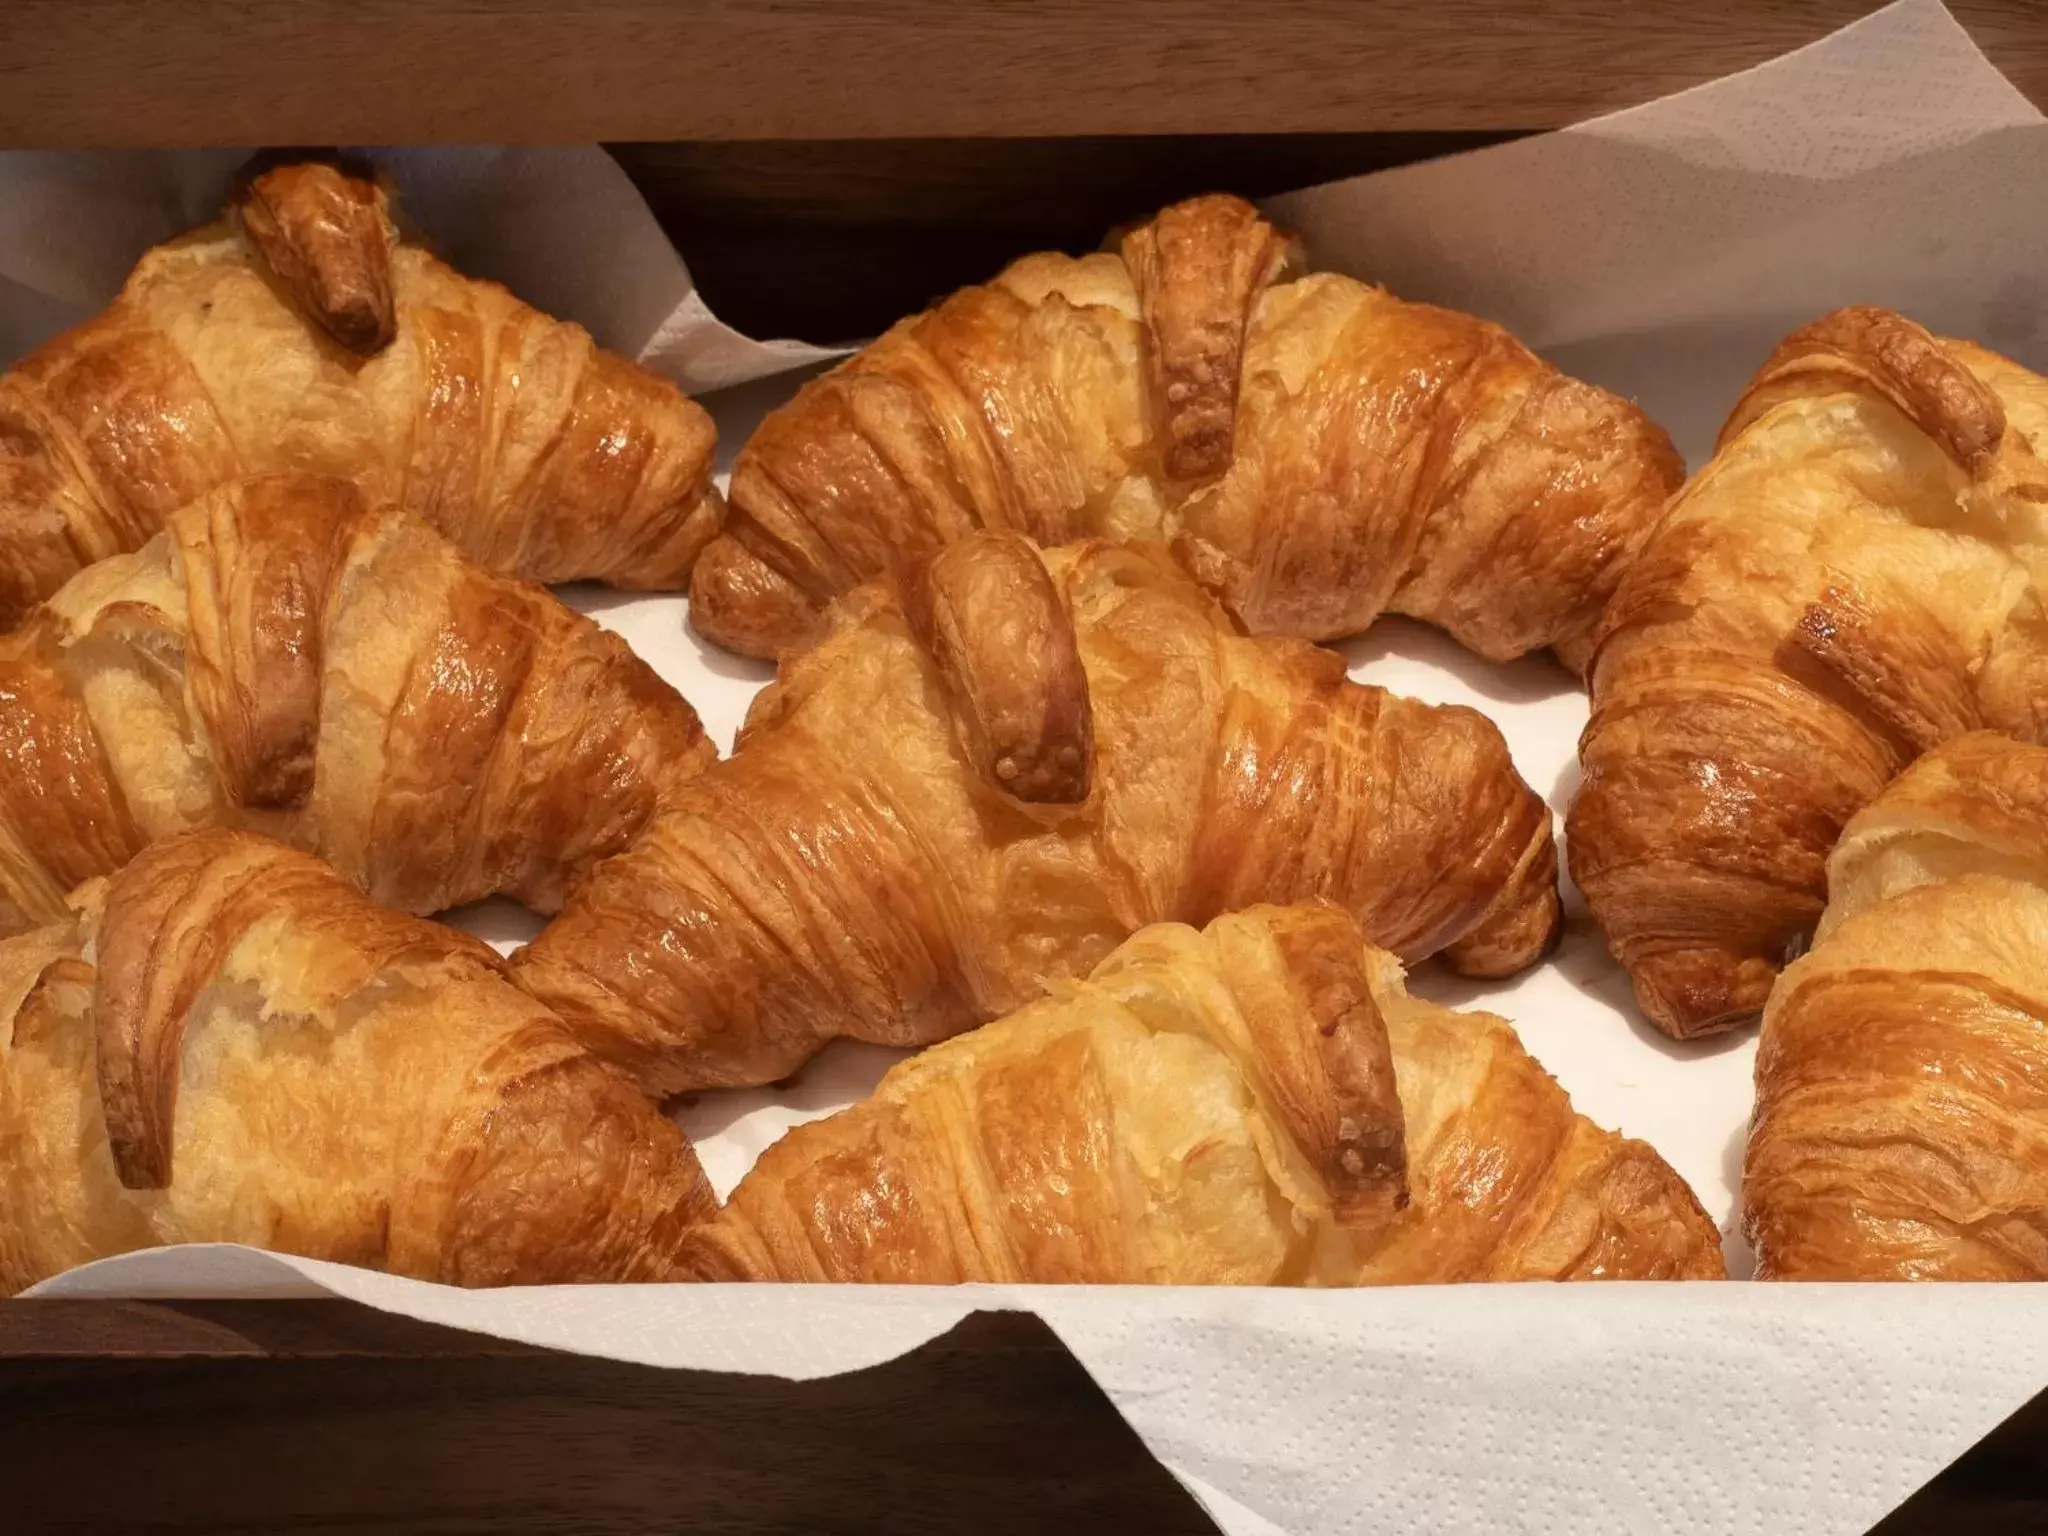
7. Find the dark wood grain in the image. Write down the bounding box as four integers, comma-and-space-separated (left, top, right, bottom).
0, 1, 2040, 149
0, 1298, 539, 1358
0, 1301, 1220, 1535
1867, 1386, 2048, 1536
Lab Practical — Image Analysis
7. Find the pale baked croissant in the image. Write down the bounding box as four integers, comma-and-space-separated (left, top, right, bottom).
0, 160, 722, 628
681, 903, 1724, 1284
1744, 732, 2048, 1280
0, 829, 715, 1294
1570, 308, 2048, 1039
0, 473, 714, 939
692, 193, 1682, 664
515, 530, 1561, 1094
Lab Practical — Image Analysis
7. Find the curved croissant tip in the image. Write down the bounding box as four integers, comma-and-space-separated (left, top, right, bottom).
687, 534, 828, 660
1629, 948, 1773, 1040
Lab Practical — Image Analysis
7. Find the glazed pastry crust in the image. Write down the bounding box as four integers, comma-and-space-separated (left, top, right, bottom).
1570, 308, 2048, 1039
680, 904, 1723, 1285
1744, 731, 2048, 1280
0, 162, 722, 628
0, 473, 713, 938
694, 194, 1681, 665
515, 530, 1561, 1095
0, 829, 714, 1294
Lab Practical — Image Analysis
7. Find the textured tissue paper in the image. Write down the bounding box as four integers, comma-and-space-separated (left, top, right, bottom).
9, 2, 2048, 1532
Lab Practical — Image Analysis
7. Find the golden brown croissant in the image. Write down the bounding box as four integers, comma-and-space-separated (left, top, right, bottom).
1570, 307, 2048, 1039
515, 530, 1561, 1094
0, 160, 722, 628
0, 473, 713, 939
1744, 731, 2048, 1280
0, 829, 715, 1294
681, 904, 1724, 1284
692, 193, 1681, 664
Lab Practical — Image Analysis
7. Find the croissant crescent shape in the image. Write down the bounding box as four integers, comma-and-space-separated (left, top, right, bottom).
692, 193, 1682, 665
1743, 732, 2048, 1280
514, 530, 1561, 1095
0, 829, 715, 1294
1569, 308, 2048, 1039
0, 161, 722, 628
680, 904, 1723, 1284
0, 473, 714, 938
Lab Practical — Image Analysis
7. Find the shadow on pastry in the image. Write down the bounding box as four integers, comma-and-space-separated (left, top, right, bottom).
1417, 912, 1754, 1067
1719, 1121, 1758, 1281
1550, 755, 1582, 818
682, 628, 782, 685
441, 895, 545, 955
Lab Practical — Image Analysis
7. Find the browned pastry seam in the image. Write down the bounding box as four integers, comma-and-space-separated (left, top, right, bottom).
1260, 912, 1409, 1229
1779, 585, 1984, 760
178, 473, 365, 808
904, 536, 1095, 804
1120, 196, 1300, 487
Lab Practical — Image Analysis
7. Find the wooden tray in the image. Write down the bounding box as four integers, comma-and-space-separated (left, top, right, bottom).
1, 3, 2043, 1529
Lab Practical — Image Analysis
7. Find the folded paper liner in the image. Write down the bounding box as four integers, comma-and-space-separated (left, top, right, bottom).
10, 4, 2048, 1532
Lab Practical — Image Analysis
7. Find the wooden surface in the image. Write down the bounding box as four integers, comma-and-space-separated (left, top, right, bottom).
0, 1, 2042, 148
0, 1300, 1220, 1534
2, 1296, 2041, 1532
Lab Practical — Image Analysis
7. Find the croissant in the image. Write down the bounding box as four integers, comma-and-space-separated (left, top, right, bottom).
691, 193, 1682, 664
1744, 732, 2048, 1280
0, 829, 715, 1294
0, 160, 722, 628
0, 473, 713, 939
679, 903, 1722, 1284
1569, 308, 2048, 1039
515, 530, 1561, 1094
